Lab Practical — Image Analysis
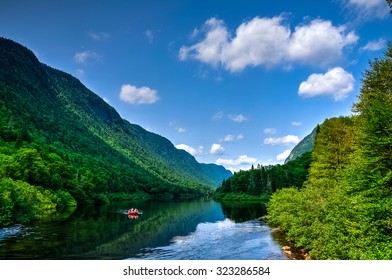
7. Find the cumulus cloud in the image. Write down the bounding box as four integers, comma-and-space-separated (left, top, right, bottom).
119, 84, 159, 105
74, 50, 100, 64
276, 149, 292, 161
216, 155, 257, 167
222, 16, 291, 71
210, 143, 225, 155
263, 128, 277, 134
228, 114, 247, 123
179, 18, 228, 67
264, 135, 300, 145
176, 144, 198, 156
298, 67, 355, 101
179, 16, 358, 72
287, 20, 358, 67
362, 38, 386, 51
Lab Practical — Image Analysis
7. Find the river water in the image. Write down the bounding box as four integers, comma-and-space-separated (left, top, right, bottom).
0, 199, 287, 260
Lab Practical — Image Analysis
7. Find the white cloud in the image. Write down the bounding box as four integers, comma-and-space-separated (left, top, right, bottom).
179, 16, 358, 71
228, 114, 247, 123
223, 135, 234, 142
216, 155, 257, 166
287, 20, 358, 67
223, 134, 244, 142
179, 18, 228, 67
345, 0, 389, 19
89, 32, 109, 41
276, 149, 292, 161
74, 50, 100, 64
263, 128, 277, 134
362, 38, 386, 51
291, 122, 302, 126
264, 135, 300, 145
169, 121, 186, 133
210, 143, 225, 155
298, 67, 355, 101
176, 144, 198, 156
145, 30, 154, 43
222, 16, 291, 71
212, 111, 224, 120
119, 84, 159, 105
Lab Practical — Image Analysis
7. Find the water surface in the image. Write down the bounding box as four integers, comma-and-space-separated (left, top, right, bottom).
0, 199, 286, 260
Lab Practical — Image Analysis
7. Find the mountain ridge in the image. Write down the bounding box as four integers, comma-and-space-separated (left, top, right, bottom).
0, 37, 231, 205
284, 126, 317, 163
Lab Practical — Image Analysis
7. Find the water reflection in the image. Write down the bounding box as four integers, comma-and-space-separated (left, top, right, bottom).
0, 199, 286, 260
135, 218, 285, 260
220, 201, 267, 222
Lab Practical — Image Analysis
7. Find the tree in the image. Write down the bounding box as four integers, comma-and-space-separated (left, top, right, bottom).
306, 117, 356, 184
353, 42, 392, 190
3, 148, 50, 186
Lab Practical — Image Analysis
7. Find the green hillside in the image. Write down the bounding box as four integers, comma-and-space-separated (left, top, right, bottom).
0, 37, 231, 226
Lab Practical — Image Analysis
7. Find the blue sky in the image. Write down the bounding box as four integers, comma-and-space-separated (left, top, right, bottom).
1, 0, 391, 172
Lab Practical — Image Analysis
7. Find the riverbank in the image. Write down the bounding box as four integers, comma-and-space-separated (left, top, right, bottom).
213, 191, 270, 202
269, 228, 311, 260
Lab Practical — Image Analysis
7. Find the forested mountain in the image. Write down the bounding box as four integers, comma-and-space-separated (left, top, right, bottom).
215, 151, 311, 201
215, 127, 316, 201
199, 163, 232, 186
0, 37, 231, 226
284, 127, 316, 163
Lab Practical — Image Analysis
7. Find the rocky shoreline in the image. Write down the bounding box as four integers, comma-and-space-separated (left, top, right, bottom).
268, 226, 311, 260
282, 245, 311, 260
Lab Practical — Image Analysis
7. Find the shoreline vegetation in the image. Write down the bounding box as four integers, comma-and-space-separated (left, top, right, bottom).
213, 151, 311, 204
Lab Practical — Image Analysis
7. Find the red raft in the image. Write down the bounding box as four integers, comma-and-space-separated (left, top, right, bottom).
127, 209, 142, 216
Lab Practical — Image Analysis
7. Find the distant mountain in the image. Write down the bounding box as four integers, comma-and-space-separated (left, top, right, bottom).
200, 163, 232, 186
284, 126, 317, 163
0, 37, 231, 204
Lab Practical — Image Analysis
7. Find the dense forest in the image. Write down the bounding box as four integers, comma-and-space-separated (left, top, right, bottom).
214, 151, 311, 201
267, 43, 392, 259
0, 38, 231, 227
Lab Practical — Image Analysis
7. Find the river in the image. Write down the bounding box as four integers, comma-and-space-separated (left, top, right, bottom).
0, 199, 287, 260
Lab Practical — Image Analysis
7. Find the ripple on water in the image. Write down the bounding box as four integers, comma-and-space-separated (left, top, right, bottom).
0, 225, 29, 240
134, 219, 286, 260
